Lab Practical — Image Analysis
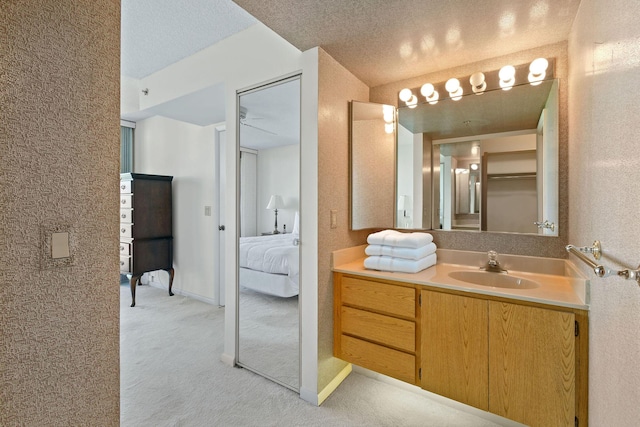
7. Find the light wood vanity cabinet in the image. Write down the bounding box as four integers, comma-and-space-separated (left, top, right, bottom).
334, 274, 417, 384
334, 273, 589, 427
420, 291, 489, 411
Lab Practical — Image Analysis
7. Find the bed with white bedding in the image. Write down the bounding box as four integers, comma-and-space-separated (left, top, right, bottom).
238, 233, 299, 297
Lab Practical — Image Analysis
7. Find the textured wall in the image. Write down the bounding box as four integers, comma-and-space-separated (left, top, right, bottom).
568, 0, 640, 424
370, 42, 570, 259
0, 1, 120, 425
317, 49, 370, 391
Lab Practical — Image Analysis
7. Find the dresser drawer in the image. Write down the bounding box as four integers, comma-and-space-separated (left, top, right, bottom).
120, 224, 133, 238
119, 242, 131, 256
119, 256, 131, 273
341, 276, 415, 318
120, 209, 133, 223
120, 194, 133, 209
120, 180, 132, 193
341, 306, 415, 352
339, 335, 415, 384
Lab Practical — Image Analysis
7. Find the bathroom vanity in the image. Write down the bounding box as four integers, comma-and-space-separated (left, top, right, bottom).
333, 247, 589, 427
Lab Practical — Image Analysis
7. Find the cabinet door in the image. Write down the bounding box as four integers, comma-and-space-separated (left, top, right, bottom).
421, 290, 489, 410
489, 302, 575, 427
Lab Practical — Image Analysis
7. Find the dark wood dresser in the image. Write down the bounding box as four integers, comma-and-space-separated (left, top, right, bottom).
119, 173, 174, 307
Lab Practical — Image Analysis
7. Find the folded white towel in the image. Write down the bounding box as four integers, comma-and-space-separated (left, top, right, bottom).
364, 253, 437, 274
365, 243, 437, 260
367, 229, 434, 249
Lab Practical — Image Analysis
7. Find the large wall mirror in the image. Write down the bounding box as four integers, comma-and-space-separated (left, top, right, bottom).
350, 101, 396, 230
237, 76, 300, 391
351, 63, 560, 237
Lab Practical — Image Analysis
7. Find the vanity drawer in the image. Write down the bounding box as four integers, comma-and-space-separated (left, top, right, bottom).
120, 180, 131, 193
341, 306, 415, 352
120, 224, 133, 238
341, 276, 415, 318
119, 242, 131, 256
119, 255, 131, 273
120, 209, 133, 223
339, 335, 415, 384
120, 194, 133, 209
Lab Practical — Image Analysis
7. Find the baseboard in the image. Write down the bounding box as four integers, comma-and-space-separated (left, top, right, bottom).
352, 366, 525, 427
318, 363, 352, 405
148, 281, 218, 305
300, 363, 352, 406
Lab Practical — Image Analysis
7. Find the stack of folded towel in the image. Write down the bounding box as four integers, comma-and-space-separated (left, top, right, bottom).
364, 229, 437, 274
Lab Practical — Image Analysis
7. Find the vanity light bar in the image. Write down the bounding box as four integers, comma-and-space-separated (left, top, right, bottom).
398, 58, 554, 106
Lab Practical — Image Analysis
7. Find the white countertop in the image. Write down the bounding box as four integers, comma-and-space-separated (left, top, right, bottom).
333, 247, 589, 310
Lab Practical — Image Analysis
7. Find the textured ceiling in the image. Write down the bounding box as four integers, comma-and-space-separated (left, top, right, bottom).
121, 0, 257, 79
233, 0, 581, 87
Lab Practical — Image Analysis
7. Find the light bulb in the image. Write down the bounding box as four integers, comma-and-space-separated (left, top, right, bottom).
420, 83, 435, 98
399, 88, 413, 102
406, 94, 418, 108
382, 105, 394, 123
528, 57, 548, 85
470, 72, 486, 94
499, 65, 516, 90
471, 143, 480, 156
446, 78, 463, 101
385, 122, 394, 134
470, 163, 479, 171
421, 83, 439, 104
445, 78, 460, 93
529, 58, 548, 75
427, 90, 439, 105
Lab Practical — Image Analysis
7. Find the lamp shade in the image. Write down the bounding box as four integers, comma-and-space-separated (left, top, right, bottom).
398, 195, 411, 210
266, 195, 284, 210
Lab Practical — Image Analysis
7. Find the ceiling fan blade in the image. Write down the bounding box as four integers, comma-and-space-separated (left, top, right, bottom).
241, 121, 277, 136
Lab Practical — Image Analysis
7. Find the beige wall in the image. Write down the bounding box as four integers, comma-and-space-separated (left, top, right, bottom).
1, 1, 120, 425
316, 49, 371, 391
371, 42, 570, 258
568, 0, 640, 424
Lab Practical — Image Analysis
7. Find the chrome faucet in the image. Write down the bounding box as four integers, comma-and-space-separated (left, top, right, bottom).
484, 250, 507, 273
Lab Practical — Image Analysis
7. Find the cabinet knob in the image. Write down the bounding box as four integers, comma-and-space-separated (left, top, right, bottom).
121, 228, 126, 233
120, 246, 124, 251
120, 261, 124, 266
121, 214, 126, 218
121, 199, 126, 204
121, 185, 126, 190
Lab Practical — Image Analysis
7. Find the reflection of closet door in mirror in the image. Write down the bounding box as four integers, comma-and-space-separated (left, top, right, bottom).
237, 76, 301, 391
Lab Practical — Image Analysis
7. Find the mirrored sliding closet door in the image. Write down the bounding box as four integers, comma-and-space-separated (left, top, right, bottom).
236, 76, 301, 391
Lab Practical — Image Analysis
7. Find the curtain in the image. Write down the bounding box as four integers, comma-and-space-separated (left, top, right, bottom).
120, 126, 133, 173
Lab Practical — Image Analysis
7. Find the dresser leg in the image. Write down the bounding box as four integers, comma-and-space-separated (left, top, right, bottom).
130, 275, 141, 307
166, 268, 175, 297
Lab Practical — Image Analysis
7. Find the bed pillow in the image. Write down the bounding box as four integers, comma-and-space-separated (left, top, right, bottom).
292, 211, 300, 236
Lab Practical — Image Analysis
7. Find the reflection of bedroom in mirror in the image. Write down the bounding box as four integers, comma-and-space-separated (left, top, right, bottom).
237, 75, 300, 391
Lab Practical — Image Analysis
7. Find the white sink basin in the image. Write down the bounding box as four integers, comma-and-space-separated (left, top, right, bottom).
448, 270, 540, 289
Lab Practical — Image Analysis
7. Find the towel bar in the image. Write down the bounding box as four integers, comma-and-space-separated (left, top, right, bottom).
566, 242, 640, 287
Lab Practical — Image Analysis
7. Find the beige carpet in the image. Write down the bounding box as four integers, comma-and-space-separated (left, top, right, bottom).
120, 283, 508, 426
238, 287, 299, 389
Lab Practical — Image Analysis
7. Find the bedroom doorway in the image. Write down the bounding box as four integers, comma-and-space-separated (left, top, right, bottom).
236, 75, 301, 391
